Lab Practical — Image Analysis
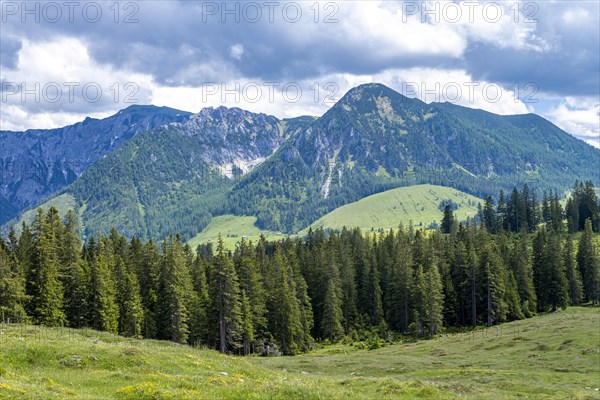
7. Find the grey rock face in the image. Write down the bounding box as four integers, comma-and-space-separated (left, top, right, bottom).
170, 106, 286, 177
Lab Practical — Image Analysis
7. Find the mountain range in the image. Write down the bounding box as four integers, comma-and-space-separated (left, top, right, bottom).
0, 105, 191, 226
2, 83, 598, 240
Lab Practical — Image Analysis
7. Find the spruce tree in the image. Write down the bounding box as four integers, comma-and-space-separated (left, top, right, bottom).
60, 210, 89, 328
364, 243, 384, 326
534, 229, 569, 310
549, 191, 564, 232
336, 231, 358, 333
526, 186, 540, 232
565, 197, 579, 233
138, 240, 161, 339
268, 248, 302, 354
352, 229, 371, 328
503, 269, 524, 320
0, 242, 28, 322
497, 190, 508, 231
239, 289, 255, 355
6, 228, 18, 253
411, 264, 426, 337
564, 235, 584, 305
300, 228, 328, 338
450, 237, 470, 326
159, 235, 193, 344
385, 228, 413, 332
210, 236, 242, 353
510, 230, 537, 316
188, 254, 209, 346
507, 188, 522, 232
466, 236, 478, 326
532, 229, 547, 310
28, 208, 66, 326
577, 219, 600, 304
441, 205, 455, 234
479, 240, 506, 325
182, 243, 203, 346
289, 249, 314, 352
578, 181, 598, 231
423, 262, 444, 336
15, 222, 34, 280
544, 232, 569, 310
542, 191, 551, 223
235, 238, 268, 346
440, 253, 458, 327
89, 239, 119, 333
115, 256, 144, 337
321, 253, 344, 340
483, 196, 496, 233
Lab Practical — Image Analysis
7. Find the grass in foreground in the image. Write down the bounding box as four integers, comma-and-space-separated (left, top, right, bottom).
0, 308, 598, 399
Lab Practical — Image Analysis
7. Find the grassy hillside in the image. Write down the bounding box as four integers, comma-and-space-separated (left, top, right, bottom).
1, 308, 598, 399
9, 193, 77, 235
186, 215, 289, 250
186, 185, 480, 250
303, 184, 482, 233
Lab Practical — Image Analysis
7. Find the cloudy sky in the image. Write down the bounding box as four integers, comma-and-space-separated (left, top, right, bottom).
1, 0, 598, 147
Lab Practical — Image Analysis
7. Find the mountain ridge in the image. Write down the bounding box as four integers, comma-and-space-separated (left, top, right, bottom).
0, 105, 192, 225
229, 83, 599, 231
3, 83, 599, 239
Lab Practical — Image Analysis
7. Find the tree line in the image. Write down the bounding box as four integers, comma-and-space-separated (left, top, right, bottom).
465, 180, 599, 235
1, 201, 599, 355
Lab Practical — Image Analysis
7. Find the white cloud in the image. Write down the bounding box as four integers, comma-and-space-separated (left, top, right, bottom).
229, 44, 245, 61
316, 0, 550, 56
376, 68, 530, 115
0, 104, 103, 132
545, 97, 600, 148
0, 37, 153, 130
562, 8, 591, 24
295, 0, 551, 61
0, 37, 533, 130
450, 0, 550, 52
334, 1, 467, 57
150, 67, 531, 118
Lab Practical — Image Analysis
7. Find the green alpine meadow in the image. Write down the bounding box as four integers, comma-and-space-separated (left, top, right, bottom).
1, 189, 600, 398
1, 1, 600, 399
0, 307, 598, 399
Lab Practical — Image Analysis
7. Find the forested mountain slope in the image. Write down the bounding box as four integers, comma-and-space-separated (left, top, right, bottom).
0, 105, 191, 225
7, 83, 599, 239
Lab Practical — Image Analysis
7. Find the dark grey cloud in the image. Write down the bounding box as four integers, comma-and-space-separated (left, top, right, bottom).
77, 8, 389, 84
1, 0, 598, 110
1, 1, 469, 84
6, 1, 592, 96
463, 1, 600, 97
0, 35, 21, 69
